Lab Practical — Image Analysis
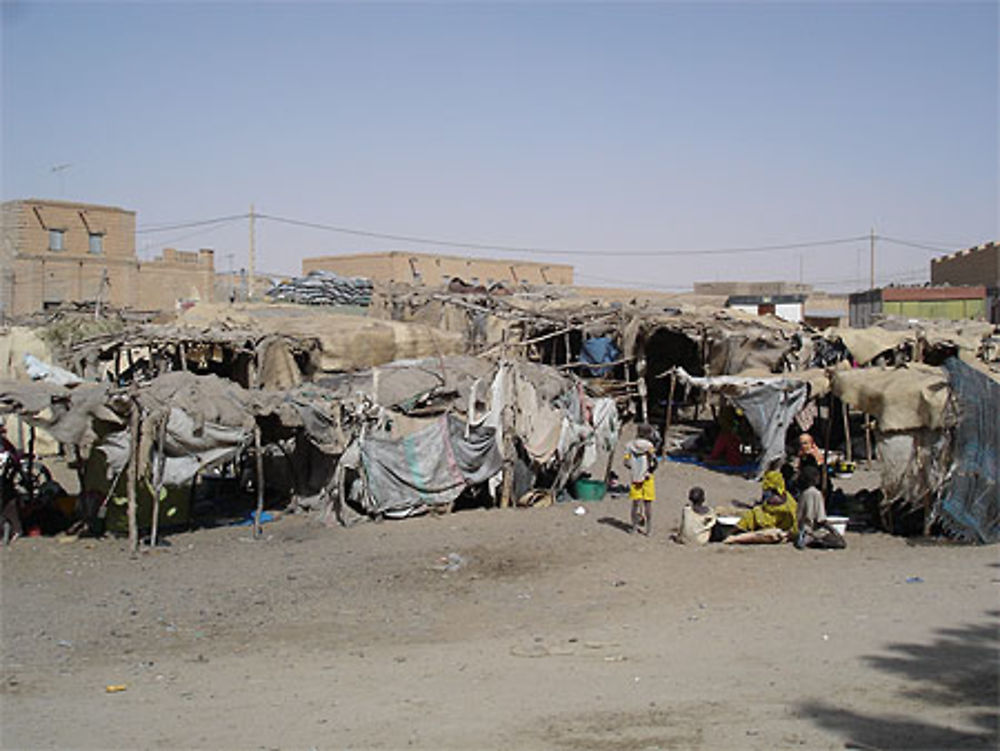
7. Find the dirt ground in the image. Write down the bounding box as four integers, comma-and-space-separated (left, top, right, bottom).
2, 460, 998, 750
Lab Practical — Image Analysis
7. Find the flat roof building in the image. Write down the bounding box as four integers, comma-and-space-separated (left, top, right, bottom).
931, 242, 999, 287
1, 198, 216, 316
302, 251, 573, 287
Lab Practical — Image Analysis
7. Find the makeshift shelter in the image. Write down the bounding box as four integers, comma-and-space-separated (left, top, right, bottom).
60, 303, 466, 389
667, 367, 813, 475
935, 359, 998, 542
330, 358, 620, 521
829, 359, 1000, 541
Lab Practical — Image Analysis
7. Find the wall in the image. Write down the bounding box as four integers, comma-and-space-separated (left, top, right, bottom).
138, 248, 216, 309
1, 199, 215, 315
882, 298, 986, 321
774, 302, 803, 323
931, 243, 999, 287
303, 251, 573, 286
694, 280, 812, 296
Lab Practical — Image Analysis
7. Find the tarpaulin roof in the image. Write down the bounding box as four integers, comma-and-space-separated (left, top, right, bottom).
670, 367, 808, 475
831, 364, 951, 432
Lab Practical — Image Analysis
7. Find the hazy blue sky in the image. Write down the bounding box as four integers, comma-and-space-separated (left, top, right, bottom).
3, 1, 997, 292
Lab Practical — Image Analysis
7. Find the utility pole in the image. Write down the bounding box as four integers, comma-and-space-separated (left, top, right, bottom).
226, 252, 235, 302
869, 227, 876, 290
248, 203, 256, 300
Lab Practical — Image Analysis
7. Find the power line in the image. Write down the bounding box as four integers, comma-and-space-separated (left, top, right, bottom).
256, 212, 867, 258
574, 272, 692, 292
140, 221, 238, 256
136, 213, 248, 234
876, 235, 957, 254
130, 209, 978, 265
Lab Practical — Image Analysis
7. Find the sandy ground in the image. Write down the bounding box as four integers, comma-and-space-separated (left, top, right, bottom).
2, 460, 998, 750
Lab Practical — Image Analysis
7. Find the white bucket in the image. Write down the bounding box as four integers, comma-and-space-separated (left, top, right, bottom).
827, 516, 848, 536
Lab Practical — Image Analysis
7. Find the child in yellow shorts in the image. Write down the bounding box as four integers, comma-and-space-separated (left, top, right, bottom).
624, 423, 658, 535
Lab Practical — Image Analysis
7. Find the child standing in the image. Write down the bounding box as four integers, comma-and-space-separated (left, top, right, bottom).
624, 423, 658, 535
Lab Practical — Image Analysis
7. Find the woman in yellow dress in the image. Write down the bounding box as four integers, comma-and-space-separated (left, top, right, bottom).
723, 470, 798, 544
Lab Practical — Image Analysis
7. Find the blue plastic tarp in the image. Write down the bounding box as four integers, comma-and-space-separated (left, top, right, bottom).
579, 337, 620, 376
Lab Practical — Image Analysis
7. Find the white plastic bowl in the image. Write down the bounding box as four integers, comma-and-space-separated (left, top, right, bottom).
827, 515, 849, 536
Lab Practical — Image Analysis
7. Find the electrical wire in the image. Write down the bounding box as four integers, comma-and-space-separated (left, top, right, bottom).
140, 221, 237, 257
136, 213, 249, 234
256, 212, 868, 258
573, 272, 692, 291
875, 235, 957, 254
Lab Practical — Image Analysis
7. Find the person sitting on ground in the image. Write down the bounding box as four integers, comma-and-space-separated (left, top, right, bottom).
797, 433, 825, 470
795, 465, 845, 549
704, 408, 743, 467
723, 470, 798, 544
675, 486, 717, 545
624, 423, 658, 536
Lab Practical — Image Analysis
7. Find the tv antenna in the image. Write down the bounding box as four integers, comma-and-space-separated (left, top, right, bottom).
50, 163, 73, 197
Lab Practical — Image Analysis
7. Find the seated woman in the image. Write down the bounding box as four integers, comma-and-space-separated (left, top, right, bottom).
793, 432, 834, 498
723, 470, 798, 544
795, 465, 846, 549
705, 428, 741, 466
797, 433, 825, 470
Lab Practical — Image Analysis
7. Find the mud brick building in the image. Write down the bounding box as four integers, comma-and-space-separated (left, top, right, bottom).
931, 242, 999, 288
0, 198, 216, 316
302, 250, 573, 287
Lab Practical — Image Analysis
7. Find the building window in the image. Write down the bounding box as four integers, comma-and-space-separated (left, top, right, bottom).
49, 229, 65, 251
89, 233, 104, 254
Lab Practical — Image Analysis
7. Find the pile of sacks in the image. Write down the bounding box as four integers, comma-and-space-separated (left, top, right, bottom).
267, 270, 373, 306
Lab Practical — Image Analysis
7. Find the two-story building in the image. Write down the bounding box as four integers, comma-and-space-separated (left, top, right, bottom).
1, 198, 216, 316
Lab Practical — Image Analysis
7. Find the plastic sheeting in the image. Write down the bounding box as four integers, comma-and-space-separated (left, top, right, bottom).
97, 406, 248, 488
937, 358, 999, 543
359, 413, 502, 515
672, 368, 808, 475
579, 337, 620, 376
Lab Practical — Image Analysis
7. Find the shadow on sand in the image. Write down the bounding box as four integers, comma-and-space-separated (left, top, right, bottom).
597, 516, 634, 535
798, 605, 999, 750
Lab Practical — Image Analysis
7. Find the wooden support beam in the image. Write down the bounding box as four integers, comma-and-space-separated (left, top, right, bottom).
150, 414, 167, 549
821, 395, 834, 495
127, 400, 140, 556
26, 425, 35, 509
864, 413, 873, 469
660, 372, 677, 457
252, 424, 265, 537
841, 401, 852, 464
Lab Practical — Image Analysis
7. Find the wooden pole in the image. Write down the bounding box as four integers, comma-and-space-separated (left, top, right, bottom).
841, 401, 852, 463
26, 425, 36, 509
864, 413, 873, 470
178, 343, 187, 372
252, 424, 265, 537
126, 401, 140, 555
150, 414, 167, 548
635, 343, 648, 423
660, 372, 677, 457
821, 395, 834, 494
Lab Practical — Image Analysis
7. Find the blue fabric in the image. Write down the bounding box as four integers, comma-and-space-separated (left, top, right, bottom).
233, 511, 274, 526
667, 454, 759, 475
578, 337, 620, 376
